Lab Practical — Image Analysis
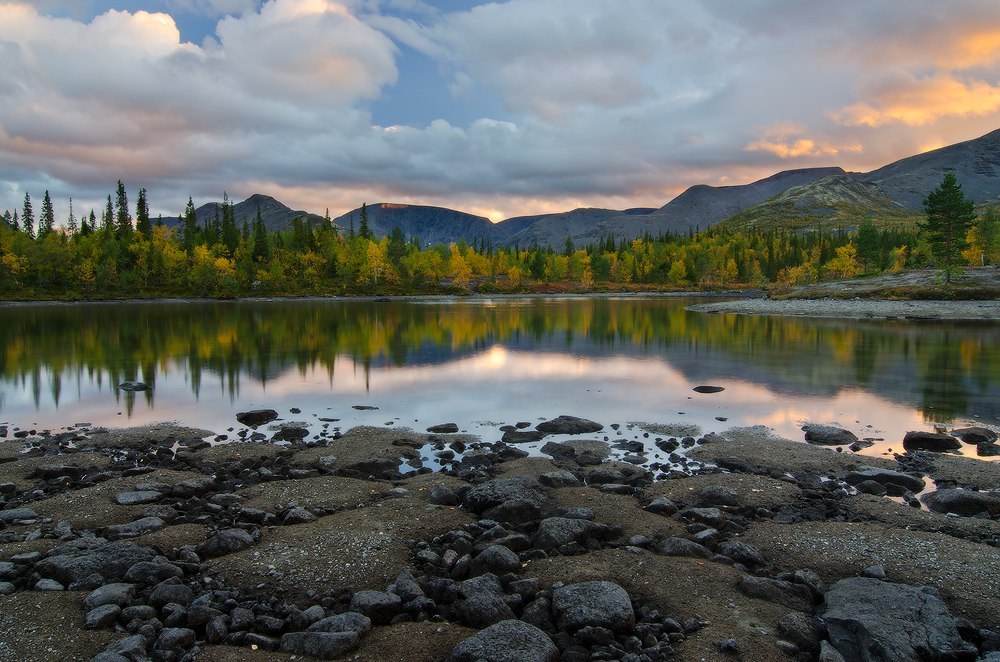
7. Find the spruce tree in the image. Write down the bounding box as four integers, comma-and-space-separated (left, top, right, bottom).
115, 180, 131, 238
855, 217, 879, 272
971, 208, 1000, 265
11, 210, 19, 232
920, 173, 975, 283
135, 188, 151, 238
38, 190, 54, 238
22, 192, 34, 239
103, 195, 114, 233
182, 197, 198, 252
359, 202, 371, 240
252, 206, 269, 262
66, 198, 78, 235
221, 192, 239, 256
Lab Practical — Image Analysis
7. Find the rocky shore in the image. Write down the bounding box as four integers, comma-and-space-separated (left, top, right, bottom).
1, 416, 999, 661
687, 298, 1000, 320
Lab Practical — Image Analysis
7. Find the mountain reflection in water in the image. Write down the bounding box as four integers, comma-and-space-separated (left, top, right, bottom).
1, 297, 997, 459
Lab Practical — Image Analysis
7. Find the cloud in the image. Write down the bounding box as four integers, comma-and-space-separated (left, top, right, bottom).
165, 0, 259, 17
834, 74, 1000, 127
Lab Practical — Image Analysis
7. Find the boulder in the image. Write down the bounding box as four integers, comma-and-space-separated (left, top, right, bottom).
921, 488, 1000, 516
118, 381, 150, 392
902, 431, 961, 452
692, 385, 725, 393
104, 517, 166, 539
35, 541, 156, 585
802, 424, 858, 446
822, 577, 977, 661
308, 612, 372, 636
551, 581, 635, 633
470, 545, 521, 577
114, 491, 162, 506
532, 517, 610, 550
281, 632, 359, 660
950, 427, 998, 445
236, 409, 279, 426
349, 590, 401, 624
196, 529, 254, 558
449, 619, 558, 662
536, 415, 603, 435
653, 537, 711, 559
456, 592, 516, 628
737, 576, 813, 612
464, 476, 547, 514
427, 423, 460, 434
844, 466, 925, 493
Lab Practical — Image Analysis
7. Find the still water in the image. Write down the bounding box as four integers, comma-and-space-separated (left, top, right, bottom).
1, 296, 998, 461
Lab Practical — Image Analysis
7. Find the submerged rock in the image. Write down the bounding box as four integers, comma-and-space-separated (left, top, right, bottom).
902, 431, 961, 452
236, 409, 279, 427
118, 381, 150, 392
536, 415, 603, 435
802, 424, 858, 446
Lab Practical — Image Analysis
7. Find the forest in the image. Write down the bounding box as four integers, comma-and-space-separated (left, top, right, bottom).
1, 181, 998, 299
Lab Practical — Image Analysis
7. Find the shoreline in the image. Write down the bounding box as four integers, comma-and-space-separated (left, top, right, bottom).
1, 420, 999, 660
687, 297, 1000, 320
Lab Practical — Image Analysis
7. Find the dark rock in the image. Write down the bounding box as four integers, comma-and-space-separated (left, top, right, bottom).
36, 541, 156, 585
680, 507, 725, 528
114, 491, 162, 506
802, 424, 858, 446
281, 631, 360, 659
283, 507, 318, 524
470, 545, 521, 577
428, 423, 460, 434
34, 463, 88, 480
584, 467, 626, 485
644, 497, 678, 516
449, 619, 558, 662
456, 592, 516, 628
539, 471, 581, 487
717, 541, 765, 566
308, 612, 372, 636
343, 457, 400, 477
822, 577, 977, 662
536, 415, 603, 435
844, 466, 926, 493
349, 590, 401, 624
950, 426, 998, 444
393, 570, 425, 603
171, 476, 215, 497
921, 488, 1000, 516
118, 381, 151, 392
196, 529, 254, 558
692, 385, 725, 393
532, 517, 609, 550
653, 537, 711, 559
427, 484, 460, 506
0, 508, 40, 524
236, 409, 279, 426
272, 426, 309, 442
149, 581, 194, 609
230, 607, 254, 631
483, 498, 543, 525
501, 429, 546, 444
464, 476, 547, 514
737, 576, 813, 612
84, 604, 123, 630
155, 627, 196, 650
551, 581, 635, 633
35, 578, 65, 591
902, 431, 961, 452
695, 485, 739, 507
123, 561, 184, 585
84, 583, 135, 611
206, 616, 228, 643
101, 635, 149, 659
978, 442, 1000, 456
105, 517, 166, 539
777, 612, 823, 653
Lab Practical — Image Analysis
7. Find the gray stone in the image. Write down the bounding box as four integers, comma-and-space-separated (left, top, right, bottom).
281, 631, 360, 660
464, 476, 547, 514
654, 537, 712, 559
950, 426, 998, 444
34, 578, 65, 590
822, 577, 977, 662
0, 508, 40, 524
427, 423, 460, 434
283, 507, 317, 524
802, 424, 858, 446
155, 627, 196, 650
696, 485, 739, 506
470, 544, 521, 577
149, 581, 194, 609
718, 541, 766, 566
902, 431, 961, 452
118, 381, 151, 392
308, 612, 372, 636
644, 497, 678, 516
777, 612, 823, 652
84, 604, 122, 630
456, 591, 516, 628
532, 517, 609, 550
84, 583, 135, 611
349, 590, 401, 624
196, 528, 254, 558
536, 415, 603, 435
449, 619, 558, 662
103, 634, 149, 658
236, 409, 279, 426
737, 576, 812, 612
123, 560, 184, 584
104, 517, 165, 539
114, 491, 162, 506
539, 470, 581, 487
921, 488, 1000, 516
427, 484, 460, 506
551, 581, 635, 633
171, 476, 215, 497
844, 466, 925, 493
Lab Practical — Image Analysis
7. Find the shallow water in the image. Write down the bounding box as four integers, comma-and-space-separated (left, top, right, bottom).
1, 296, 998, 462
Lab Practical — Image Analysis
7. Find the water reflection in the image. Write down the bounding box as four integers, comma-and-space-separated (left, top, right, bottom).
0, 298, 998, 458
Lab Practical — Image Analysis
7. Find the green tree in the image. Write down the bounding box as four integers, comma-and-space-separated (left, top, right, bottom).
920, 173, 974, 283
114, 180, 132, 239
855, 217, 879, 272
182, 197, 198, 252
22, 192, 34, 239
970, 208, 1000, 265
252, 205, 270, 263
38, 190, 55, 238
359, 202, 372, 240
135, 188, 151, 238
66, 198, 78, 235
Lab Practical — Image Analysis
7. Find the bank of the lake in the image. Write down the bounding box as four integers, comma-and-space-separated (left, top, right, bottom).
1, 419, 998, 661
688, 298, 1000, 320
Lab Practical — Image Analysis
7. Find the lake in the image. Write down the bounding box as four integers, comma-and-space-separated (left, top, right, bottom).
1, 296, 998, 463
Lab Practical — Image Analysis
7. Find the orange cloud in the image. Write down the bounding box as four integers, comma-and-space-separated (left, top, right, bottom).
834, 74, 1000, 127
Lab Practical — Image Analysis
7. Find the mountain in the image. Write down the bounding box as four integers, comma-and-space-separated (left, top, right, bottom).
331, 203, 496, 246
159, 194, 324, 233
864, 128, 1000, 209
716, 175, 917, 232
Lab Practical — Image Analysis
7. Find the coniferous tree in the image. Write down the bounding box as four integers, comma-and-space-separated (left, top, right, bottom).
359, 202, 371, 240
221, 192, 239, 256
11, 209, 19, 232
66, 198, 78, 235
182, 197, 198, 252
115, 180, 131, 238
971, 208, 1000, 265
135, 188, 151, 238
38, 190, 55, 238
0, 210, 10, 228
920, 173, 975, 283
252, 205, 269, 262
22, 193, 35, 239
103, 195, 114, 233
855, 217, 879, 272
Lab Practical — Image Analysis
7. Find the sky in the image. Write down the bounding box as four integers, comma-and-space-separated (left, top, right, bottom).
2, 0, 1000, 224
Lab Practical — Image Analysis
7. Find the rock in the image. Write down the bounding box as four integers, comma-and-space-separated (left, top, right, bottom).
281, 631, 360, 659
802, 424, 858, 446
645, 497, 679, 516
155, 627, 196, 650
308, 612, 372, 636
272, 426, 309, 442
777, 612, 823, 653
283, 507, 318, 524
822, 577, 977, 662
653, 537, 711, 559
470, 545, 521, 576
84, 604, 122, 630
123, 561, 184, 585
902, 431, 961, 452
456, 592, 516, 628
950, 426, 998, 444
551, 581, 635, 633
105, 516, 166, 539
427, 423, 460, 434
539, 471, 581, 487
532, 517, 609, 550
818, 640, 847, 662
680, 507, 725, 528
149, 581, 194, 609
35, 540, 156, 585
464, 476, 547, 514
34, 463, 88, 480
536, 415, 603, 435
718, 541, 766, 566
35, 578, 65, 591
349, 590, 401, 624
171, 476, 215, 497
0, 508, 40, 524
692, 385, 725, 393
118, 381, 150, 392
921, 488, 1000, 516
394, 570, 425, 602
737, 576, 813, 612
696, 485, 740, 507
236, 409, 279, 426
449, 619, 559, 662
196, 528, 254, 558
501, 429, 546, 444
114, 491, 162, 506
483, 498, 543, 525
427, 484, 460, 506
844, 466, 925, 493
84, 583, 135, 611
101, 635, 149, 659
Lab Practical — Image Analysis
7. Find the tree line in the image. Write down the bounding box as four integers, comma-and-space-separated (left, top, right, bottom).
1, 176, 998, 298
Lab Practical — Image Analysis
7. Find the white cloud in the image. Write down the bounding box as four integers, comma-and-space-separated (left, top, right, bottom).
165, 0, 259, 17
